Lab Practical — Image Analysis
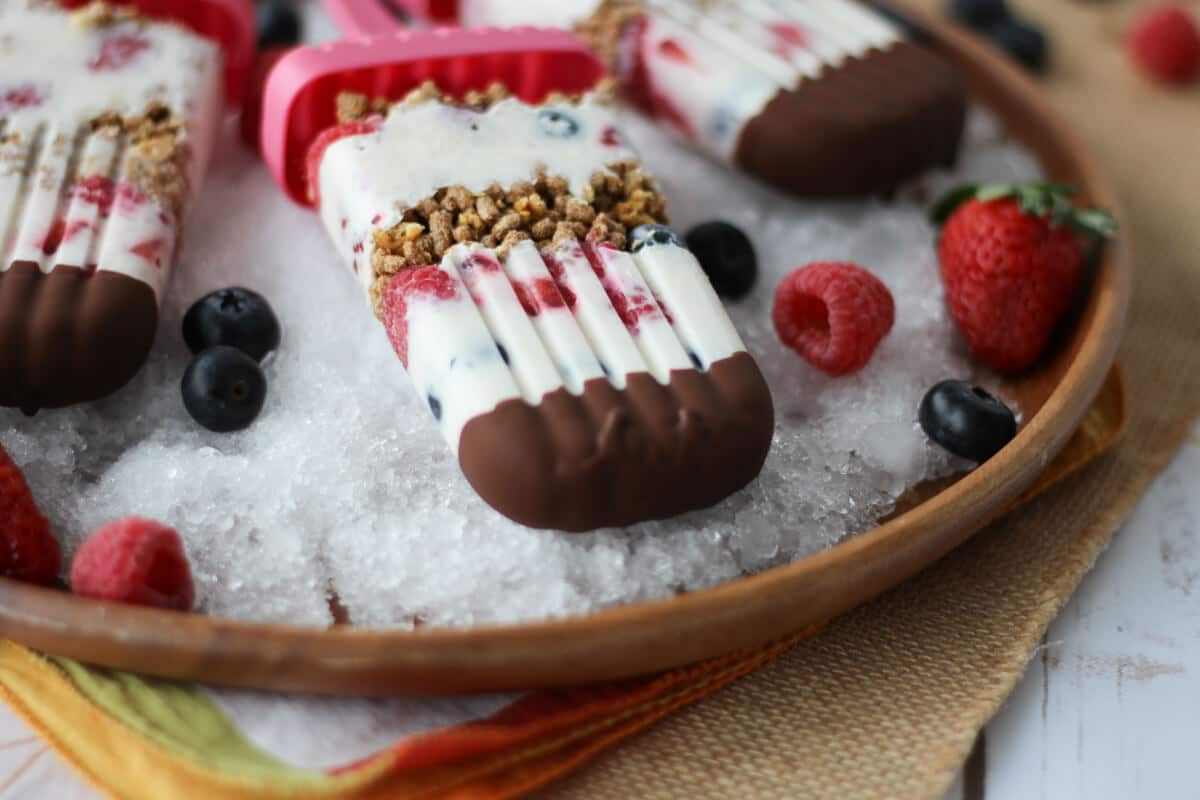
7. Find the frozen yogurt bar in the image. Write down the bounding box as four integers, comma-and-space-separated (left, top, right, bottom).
302, 80, 773, 531
327, 0, 968, 198
0, 0, 232, 410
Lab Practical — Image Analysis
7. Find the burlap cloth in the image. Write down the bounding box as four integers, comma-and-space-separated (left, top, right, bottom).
545, 3, 1200, 798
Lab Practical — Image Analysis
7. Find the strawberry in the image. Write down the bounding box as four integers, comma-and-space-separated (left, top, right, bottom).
0, 443, 61, 586
932, 181, 1117, 374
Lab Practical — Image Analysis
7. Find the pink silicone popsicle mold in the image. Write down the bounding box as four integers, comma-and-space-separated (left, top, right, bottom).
261, 27, 608, 206
58, 0, 256, 106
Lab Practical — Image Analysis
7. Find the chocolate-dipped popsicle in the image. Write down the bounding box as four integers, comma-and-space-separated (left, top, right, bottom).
309, 82, 773, 531
425, 0, 970, 197
0, 0, 233, 411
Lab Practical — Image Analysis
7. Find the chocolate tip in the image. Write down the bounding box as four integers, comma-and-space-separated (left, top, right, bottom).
459, 352, 774, 532
734, 42, 968, 198
0, 262, 158, 410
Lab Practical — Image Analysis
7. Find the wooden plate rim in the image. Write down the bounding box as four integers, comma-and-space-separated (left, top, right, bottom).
0, 9, 1133, 695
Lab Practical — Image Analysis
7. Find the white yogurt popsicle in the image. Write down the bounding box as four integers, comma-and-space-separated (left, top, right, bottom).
314, 90, 747, 451
0, 1, 224, 409
0, 0, 222, 299
452, 0, 901, 161
460, 0, 598, 31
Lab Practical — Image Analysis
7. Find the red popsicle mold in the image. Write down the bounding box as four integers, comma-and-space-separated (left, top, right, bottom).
260, 27, 608, 206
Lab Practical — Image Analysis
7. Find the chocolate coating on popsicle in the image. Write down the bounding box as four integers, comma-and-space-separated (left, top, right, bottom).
0, 262, 158, 411
458, 352, 773, 532
734, 41, 967, 197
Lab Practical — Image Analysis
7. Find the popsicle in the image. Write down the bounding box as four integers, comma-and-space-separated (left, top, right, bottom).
323, 0, 968, 198
262, 30, 773, 532
0, 0, 253, 411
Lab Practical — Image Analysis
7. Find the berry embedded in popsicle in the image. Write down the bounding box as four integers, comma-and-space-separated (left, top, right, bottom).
0, 2, 230, 411
309, 81, 773, 531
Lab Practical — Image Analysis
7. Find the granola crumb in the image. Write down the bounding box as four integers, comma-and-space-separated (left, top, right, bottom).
336, 92, 390, 125
575, 1, 645, 70
68, 0, 138, 29
334, 79, 613, 126
86, 100, 191, 219
366, 158, 668, 314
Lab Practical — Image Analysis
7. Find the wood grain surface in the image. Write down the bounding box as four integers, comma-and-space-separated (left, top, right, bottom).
0, 7, 1132, 696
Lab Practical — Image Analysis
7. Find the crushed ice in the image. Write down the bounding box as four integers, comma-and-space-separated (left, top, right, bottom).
0, 109, 1039, 628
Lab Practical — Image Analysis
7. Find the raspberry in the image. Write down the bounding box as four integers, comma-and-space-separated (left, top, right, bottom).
62, 219, 90, 245
767, 22, 808, 58
41, 218, 91, 256
1127, 5, 1200, 85
70, 518, 194, 611
531, 278, 567, 311
88, 34, 152, 72
0, 83, 46, 113
112, 180, 148, 214
41, 218, 66, 256
624, 17, 697, 140
658, 39, 691, 63
772, 262, 895, 377
381, 267, 459, 367
582, 244, 661, 332
0, 444, 60, 586
512, 278, 567, 317
70, 175, 116, 213
304, 118, 383, 206
130, 238, 167, 267
540, 250, 578, 310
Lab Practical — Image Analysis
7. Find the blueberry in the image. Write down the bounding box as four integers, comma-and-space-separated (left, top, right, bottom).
428, 394, 443, 421
629, 224, 683, 253
537, 109, 580, 138
688, 351, 704, 370
496, 343, 510, 365
919, 380, 1017, 463
183, 287, 281, 362
256, 0, 302, 49
182, 347, 267, 433
947, 0, 1010, 29
684, 221, 758, 300
987, 19, 1048, 74
708, 108, 740, 142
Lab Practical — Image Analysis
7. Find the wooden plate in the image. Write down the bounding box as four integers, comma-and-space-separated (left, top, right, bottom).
0, 10, 1132, 696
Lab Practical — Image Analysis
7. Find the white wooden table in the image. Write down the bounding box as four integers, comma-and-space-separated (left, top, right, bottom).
942, 422, 1200, 800
2, 422, 1197, 798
